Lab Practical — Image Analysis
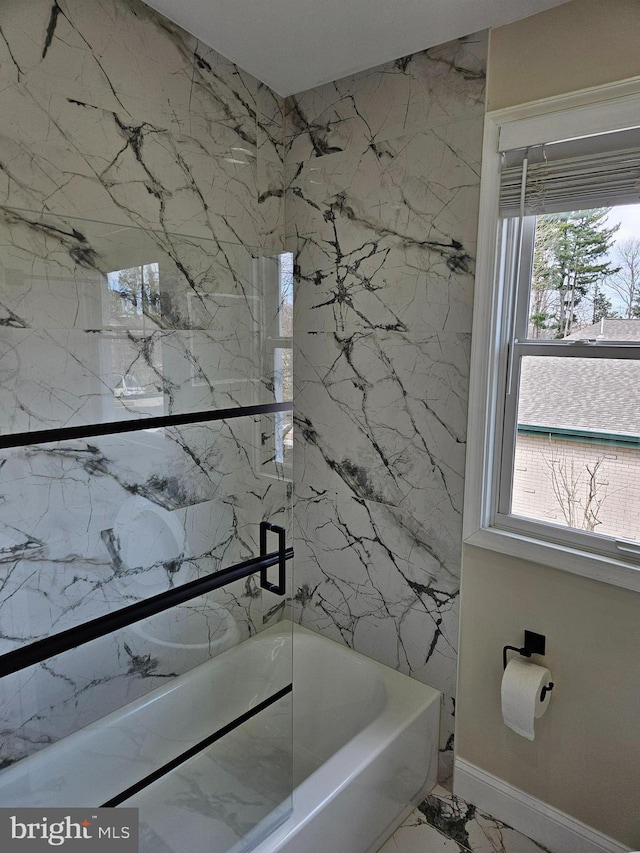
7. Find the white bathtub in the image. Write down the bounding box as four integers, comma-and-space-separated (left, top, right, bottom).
0, 621, 440, 853
249, 623, 441, 853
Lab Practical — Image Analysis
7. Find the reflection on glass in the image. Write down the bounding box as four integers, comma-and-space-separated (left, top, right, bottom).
126, 688, 293, 852
273, 253, 293, 466
274, 348, 293, 466
108, 262, 162, 325
0, 211, 291, 435
279, 252, 293, 338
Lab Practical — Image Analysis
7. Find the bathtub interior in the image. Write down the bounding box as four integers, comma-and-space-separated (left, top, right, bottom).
290, 629, 387, 783
125, 689, 294, 853
0, 623, 293, 810
241, 623, 441, 853
0, 621, 440, 853
122, 622, 440, 853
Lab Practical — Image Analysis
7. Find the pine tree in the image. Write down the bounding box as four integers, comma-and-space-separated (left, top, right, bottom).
590, 281, 616, 325
529, 215, 558, 338
532, 209, 619, 338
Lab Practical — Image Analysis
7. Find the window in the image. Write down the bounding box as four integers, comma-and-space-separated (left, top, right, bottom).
500, 207, 640, 552
464, 84, 640, 591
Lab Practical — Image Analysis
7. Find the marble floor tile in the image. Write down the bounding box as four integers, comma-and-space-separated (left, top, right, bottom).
379, 786, 550, 853
379, 818, 462, 853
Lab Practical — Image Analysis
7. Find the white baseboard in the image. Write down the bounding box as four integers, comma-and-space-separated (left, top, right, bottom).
454, 758, 632, 853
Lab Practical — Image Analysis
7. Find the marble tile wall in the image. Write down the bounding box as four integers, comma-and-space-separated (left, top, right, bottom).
0, 0, 291, 771
0, 0, 284, 248
0, 0, 287, 434
0, 0, 485, 793
287, 33, 487, 780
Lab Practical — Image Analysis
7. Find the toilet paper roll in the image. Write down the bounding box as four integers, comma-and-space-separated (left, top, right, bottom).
501, 658, 552, 741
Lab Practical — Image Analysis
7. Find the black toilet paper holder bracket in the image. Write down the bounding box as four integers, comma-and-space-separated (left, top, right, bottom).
503, 630, 554, 700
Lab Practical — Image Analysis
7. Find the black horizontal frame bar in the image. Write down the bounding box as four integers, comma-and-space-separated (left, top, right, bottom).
0, 546, 293, 678
0, 401, 293, 450
102, 683, 293, 807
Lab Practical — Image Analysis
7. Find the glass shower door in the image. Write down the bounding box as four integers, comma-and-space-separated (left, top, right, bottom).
0, 209, 293, 851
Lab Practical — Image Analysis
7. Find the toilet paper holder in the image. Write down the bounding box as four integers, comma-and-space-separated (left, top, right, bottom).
503, 630, 554, 700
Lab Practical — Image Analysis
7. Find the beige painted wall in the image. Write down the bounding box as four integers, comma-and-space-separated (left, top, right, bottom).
457, 547, 640, 843
457, 1, 640, 845
487, 0, 640, 111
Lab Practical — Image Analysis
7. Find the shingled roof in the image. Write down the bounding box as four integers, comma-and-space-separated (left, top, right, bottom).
565, 318, 640, 342
518, 320, 640, 437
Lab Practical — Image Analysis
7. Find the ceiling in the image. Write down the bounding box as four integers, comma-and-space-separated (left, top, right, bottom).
143, 0, 571, 97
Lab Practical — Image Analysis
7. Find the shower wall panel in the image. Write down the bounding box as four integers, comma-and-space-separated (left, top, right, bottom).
0, 0, 289, 774
287, 33, 487, 781
0, 0, 284, 249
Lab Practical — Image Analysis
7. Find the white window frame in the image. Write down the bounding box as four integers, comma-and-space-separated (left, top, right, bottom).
463, 78, 640, 593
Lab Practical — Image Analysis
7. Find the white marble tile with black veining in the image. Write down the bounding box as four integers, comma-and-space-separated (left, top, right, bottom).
288, 118, 482, 244
438, 694, 456, 788
257, 82, 285, 163
257, 155, 285, 251
0, 326, 270, 433
381, 786, 551, 853
293, 485, 460, 695
0, 0, 259, 122
379, 817, 463, 853
292, 239, 476, 337
0, 0, 284, 247
286, 32, 487, 163
0, 416, 287, 645
294, 330, 468, 544
293, 436, 464, 584
291, 29, 486, 793
288, 123, 482, 336
257, 106, 286, 248
0, 102, 262, 244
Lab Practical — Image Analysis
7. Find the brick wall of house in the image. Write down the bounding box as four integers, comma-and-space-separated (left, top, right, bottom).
512, 433, 640, 541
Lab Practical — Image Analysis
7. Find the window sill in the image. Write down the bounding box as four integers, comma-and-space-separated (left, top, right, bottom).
464, 525, 640, 593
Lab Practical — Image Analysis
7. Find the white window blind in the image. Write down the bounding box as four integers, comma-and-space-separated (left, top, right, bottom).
499, 126, 640, 216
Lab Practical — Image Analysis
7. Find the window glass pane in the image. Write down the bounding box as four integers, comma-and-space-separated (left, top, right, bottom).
512, 356, 640, 541
526, 203, 640, 340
